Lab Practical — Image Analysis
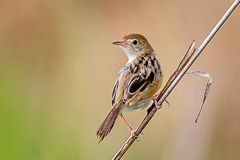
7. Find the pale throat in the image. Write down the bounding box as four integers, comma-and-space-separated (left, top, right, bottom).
120, 46, 139, 63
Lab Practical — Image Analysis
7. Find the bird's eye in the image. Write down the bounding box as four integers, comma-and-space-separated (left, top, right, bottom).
132, 39, 138, 45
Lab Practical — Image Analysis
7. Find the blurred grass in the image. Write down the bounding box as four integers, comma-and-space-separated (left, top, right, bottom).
0, 0, 240, 160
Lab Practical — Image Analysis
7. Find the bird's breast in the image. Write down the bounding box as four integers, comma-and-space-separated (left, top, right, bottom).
121, 100, 151, 113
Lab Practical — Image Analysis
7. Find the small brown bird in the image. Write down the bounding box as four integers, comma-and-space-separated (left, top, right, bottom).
96, 33, 163, 142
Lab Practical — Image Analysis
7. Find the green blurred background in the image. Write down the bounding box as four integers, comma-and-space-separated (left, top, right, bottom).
0, 0, 240, 159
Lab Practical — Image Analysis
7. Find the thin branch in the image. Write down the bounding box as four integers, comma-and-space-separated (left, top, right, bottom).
112, 0, 240, 159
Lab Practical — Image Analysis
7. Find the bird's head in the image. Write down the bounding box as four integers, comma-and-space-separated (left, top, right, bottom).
112, 33, 154, 62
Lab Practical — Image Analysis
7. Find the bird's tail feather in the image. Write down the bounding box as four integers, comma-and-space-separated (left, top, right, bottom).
96, 104, 122, 143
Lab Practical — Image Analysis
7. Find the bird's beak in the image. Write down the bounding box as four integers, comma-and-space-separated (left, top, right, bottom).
112, 40, 127, 47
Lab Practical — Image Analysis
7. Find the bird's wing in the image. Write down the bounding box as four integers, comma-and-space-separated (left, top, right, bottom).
112, 56, 159, 107
111, 66, 130, 107
124, 61, 154, 105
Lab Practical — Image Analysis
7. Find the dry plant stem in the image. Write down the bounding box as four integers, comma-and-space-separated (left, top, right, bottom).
186, 71, 213, 123
112, 1, 240, 159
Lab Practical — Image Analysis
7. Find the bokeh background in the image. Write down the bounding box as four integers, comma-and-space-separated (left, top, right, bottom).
0, 0, 240, 159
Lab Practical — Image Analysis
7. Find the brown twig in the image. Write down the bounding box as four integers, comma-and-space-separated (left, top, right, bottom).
112, 0, 240, 159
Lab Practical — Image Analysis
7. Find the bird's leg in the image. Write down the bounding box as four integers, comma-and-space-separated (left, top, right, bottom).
120, 114, 139, 141
153, 99, 162, 109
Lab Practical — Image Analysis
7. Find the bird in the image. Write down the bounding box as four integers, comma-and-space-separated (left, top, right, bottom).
96, 33, 163, 142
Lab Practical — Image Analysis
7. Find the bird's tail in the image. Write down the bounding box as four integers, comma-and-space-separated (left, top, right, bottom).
96, 103, 123, 143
